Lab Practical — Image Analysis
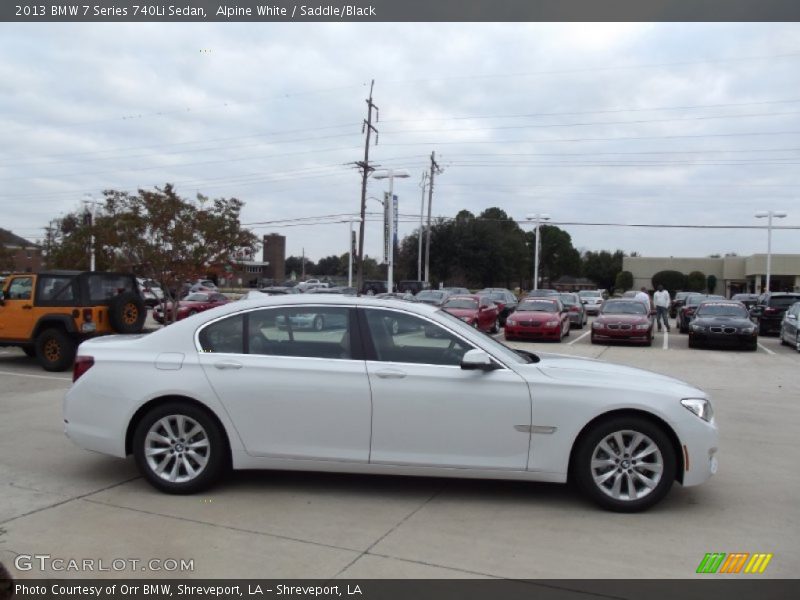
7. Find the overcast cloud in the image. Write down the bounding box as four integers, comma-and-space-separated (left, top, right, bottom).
1, 22, 799, 263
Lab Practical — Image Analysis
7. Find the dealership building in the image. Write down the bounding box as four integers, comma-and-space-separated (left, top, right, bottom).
623, 254, 800, 296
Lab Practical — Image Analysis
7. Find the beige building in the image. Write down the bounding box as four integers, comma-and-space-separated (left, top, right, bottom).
623, 254, 800, 296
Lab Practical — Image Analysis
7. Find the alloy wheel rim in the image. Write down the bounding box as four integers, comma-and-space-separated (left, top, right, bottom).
145, 415, 210, 483
590, 429, 663, 501
44, 339, 60, 361
123, 303, 138, 324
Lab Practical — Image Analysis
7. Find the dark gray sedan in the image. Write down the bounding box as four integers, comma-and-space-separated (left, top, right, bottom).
560, 293, 587, 328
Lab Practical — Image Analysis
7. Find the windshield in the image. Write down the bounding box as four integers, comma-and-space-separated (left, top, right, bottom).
579, 291, 601, 298
696, 303, 748, 318
488, 292, 506, 302
517, 300, 558, 312
417, 291, 444, 300
444, 298, 478, 310
437, 309, 527, 365
185, 293, 210, 302
602, 301, 647, 315
769, 296, 800, 308
560, 294, 578, 305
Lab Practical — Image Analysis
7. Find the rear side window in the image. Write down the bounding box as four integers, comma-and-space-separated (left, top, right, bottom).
198, 314, 244, 354
38, 275, 76, 303
247, 307, 352, 360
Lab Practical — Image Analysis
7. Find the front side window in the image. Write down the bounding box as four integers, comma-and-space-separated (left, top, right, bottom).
364, 308, 475, 366
7, 277, 33, 300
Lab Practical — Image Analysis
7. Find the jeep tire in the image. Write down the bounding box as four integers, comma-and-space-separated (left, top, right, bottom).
109, 291, 147, 334
35, 328, 76, 372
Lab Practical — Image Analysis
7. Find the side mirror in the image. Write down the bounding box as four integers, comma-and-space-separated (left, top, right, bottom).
460, 349, 499, 372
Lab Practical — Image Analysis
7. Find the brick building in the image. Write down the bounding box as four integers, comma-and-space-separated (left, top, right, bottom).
0, 228, 43, 273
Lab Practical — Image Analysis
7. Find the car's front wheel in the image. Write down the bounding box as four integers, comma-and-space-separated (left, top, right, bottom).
133, 402, 226, 494
573, 417, 676, 512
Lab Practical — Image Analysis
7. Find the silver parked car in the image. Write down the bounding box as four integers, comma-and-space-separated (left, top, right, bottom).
559, 292, 587, 328
779, 301, 800, 352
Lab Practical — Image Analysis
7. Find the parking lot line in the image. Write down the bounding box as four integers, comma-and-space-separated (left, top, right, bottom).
0, 369, 71, 381
568, 330, 591, 346
758, 343, 776, 355
662, 331, 669, 350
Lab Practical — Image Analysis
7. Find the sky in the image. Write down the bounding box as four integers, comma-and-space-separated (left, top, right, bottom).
1, 22, 799, 264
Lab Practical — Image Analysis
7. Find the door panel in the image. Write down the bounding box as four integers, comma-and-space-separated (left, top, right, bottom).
0, 276, 36, 339
198, 307, 371, 461
361, 308, 531, 470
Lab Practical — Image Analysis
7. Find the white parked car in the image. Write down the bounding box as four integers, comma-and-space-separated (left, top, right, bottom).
64, 296, 718, 512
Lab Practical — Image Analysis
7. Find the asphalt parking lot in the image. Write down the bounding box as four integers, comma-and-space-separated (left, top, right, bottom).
1, 312, 798, 580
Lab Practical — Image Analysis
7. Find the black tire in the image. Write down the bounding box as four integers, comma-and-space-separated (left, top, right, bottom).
35, 328, 76, 372
133, 402, 226, 494
573, 416, 677, 512
748, 342, 758, 352
22, 345, 36, 358
688, 337, 697, 349
779, 329, 788, 346
108, 291, 146, 334
313, 315, 325, 331
491, 318, 500, 334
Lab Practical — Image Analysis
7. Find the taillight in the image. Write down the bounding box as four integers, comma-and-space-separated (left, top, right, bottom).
765, 307, 778, 314
73, 356, 94, 382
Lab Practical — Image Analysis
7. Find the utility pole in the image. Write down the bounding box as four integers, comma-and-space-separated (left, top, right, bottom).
417, 172, 428, 281
355, 80, 378, 294
423, 151, 441, 285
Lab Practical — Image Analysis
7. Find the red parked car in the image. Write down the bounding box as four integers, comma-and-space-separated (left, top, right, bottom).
153, 292, 229, 324
441, 295, 500, 333
591, 299, 653, 346
503, 298, 570, 342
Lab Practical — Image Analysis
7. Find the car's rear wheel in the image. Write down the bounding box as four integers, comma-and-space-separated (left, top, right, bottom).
133, 402, 226, 494
35, 328, 76, 372
574, 417, 676, 512
796, 332, 800, 353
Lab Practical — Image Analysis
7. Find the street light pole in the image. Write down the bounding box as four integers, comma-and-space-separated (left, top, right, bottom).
83, 193, 99, 271
373, 169, 410, 293
755, 210, 787, 293
526, 213, 550, 291
342, 217, 361, 288
418, 172, 428, 282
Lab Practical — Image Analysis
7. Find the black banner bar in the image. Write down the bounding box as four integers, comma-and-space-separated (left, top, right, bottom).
3, 579, 800, 600
3, 0, 800, 23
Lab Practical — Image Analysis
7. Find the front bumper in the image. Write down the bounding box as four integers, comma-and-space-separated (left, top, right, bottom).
505, 324, 562, 340
689, 331, 757, 348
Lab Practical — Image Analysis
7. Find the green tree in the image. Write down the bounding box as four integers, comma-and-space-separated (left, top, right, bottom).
652, 270, 687, 294
527, 224, 581, 288
315, 255, 344, 276
707, 274, 718, 294
582, 250, 625, 290
615, 270, 634, 292
687, 271, 706, 292
47, 184, 257, 322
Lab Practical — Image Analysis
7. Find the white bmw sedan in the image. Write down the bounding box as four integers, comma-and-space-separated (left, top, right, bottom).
64, 295, 718, 512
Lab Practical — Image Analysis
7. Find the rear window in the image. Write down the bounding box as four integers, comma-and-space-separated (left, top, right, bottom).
768, 296, 800, 308
87, 274, 135, 302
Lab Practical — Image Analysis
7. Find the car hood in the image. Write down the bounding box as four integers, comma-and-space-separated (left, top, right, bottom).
595, 314, 649, 324
526, 353, 704, 397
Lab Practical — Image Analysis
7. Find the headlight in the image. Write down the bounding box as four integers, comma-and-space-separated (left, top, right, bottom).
592, 321, 603, 329
635, 324, 649, 330
741, 326, 756, 334
681, 398, 714, 422
506, 318, 516, 326
691, 324, 706, 332
546, 320, 558, 327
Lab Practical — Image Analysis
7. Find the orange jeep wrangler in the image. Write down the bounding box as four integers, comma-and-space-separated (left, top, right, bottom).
0, 271, 146, 371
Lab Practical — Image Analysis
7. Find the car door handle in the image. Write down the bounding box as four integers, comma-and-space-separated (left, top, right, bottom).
375, 369, 407, 379
214, 361, 243, 370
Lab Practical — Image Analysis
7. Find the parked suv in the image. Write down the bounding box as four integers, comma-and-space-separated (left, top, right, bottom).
749, 292, 800, 335
0, 271, 146, 371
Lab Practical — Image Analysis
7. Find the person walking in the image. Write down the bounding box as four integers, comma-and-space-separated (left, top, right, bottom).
653, 284, 671, 332
635, 286, 652, 310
